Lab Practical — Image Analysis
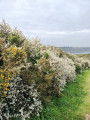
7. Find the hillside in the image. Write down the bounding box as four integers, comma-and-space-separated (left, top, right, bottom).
77, 54, 90, 61
60, 47, 90, 54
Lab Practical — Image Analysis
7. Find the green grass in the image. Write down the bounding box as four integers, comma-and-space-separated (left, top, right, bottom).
31, 70, 90, 120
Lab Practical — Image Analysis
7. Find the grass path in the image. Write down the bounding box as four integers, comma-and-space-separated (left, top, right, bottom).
76, 70, 90, 118
32, 70, 90, 120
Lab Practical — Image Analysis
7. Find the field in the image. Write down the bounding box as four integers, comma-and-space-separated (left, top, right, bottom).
77, 54, 90, 61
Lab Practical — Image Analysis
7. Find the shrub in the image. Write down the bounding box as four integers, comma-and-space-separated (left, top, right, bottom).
44, 52, 49, 59
0, 43, 27, 97
0, 20, 26, 47
21, 59, 57, 98
47, 45, 64, 57
75, 64, 82, 74
0, 21, 27, 97
0, 20, 11, 43
8, 33, 25, 47
0, 76, 42, 120
26, 38, 42, 64
2, 45, 27, 67
67, 54, 90, 71
84, 61, 89, 69
40, 47, 76, 92
26, 44, 76, 93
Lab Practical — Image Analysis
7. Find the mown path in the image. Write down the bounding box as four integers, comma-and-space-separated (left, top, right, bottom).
77, 70, 90, 120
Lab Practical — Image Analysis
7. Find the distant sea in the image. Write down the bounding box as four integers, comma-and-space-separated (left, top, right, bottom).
60, 47, 90, 54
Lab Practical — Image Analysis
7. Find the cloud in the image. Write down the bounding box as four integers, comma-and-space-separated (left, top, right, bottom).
46, 29, 90, 35
0, 0, 90, 47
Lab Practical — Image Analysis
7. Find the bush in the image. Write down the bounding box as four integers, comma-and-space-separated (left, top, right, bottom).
26, 38, 42, 64
75, 64, 82, 74
0, 21, 27, 97
0, 45, 27, 97
0, 20, 11, 43
27, 44, 76, 93
85, 62, 89, 69
0, 20, 26, 47
21, 59, 58, 98
0, 76, 42, 120
2, 45, 27, 67
8, 33, 25, 47
40, 47, 76, 93
67, 54, 90, 71
44, 52, 49, 59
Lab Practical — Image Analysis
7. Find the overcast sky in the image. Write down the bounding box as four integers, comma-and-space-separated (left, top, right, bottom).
0, 0, 90, 47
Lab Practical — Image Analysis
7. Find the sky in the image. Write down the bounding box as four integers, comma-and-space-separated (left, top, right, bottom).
0, 0, 90, 47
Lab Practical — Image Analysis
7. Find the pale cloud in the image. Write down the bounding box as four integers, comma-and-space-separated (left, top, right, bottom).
46, 29, 90, 35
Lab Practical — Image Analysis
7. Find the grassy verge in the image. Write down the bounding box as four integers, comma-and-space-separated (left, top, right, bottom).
77, 54, 90, 61
31, 70, 90, 120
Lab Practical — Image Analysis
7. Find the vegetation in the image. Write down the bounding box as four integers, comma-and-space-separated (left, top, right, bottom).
31, 70, 90, 120
0, 20, 90, 120
21, 61, 57, 98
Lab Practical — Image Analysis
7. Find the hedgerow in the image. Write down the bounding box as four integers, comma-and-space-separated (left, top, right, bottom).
0, 20, 90, 120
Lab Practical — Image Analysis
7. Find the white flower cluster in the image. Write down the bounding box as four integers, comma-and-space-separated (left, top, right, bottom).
42, 48, 76, 92
46, 45, 64, 57
26, 39, 76, 92
0, 76, 42, 120
71, 54, 90, 70
26, 38, 90, 93
27, 37, 42, 57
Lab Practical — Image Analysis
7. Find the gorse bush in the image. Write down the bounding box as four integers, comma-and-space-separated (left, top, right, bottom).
0, 45, 27, 97
2, 46, 27, 66
0, 20, 27, 97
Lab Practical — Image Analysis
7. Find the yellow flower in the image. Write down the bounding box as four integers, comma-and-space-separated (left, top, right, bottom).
1, 74, 4, 78
18, 49, 21, 52
0, 84, 3, 85
7, 49, 9, 51
12, 47, 16, 51
23, 52, 27, 56
4, 93, 7, 97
